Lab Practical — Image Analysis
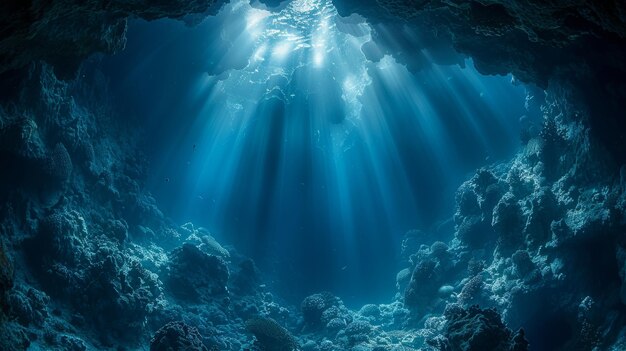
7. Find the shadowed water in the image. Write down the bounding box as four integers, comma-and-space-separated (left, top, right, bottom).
101, 0, 535, 305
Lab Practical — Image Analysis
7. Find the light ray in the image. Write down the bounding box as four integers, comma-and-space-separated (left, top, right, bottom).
137, 0, 532, 301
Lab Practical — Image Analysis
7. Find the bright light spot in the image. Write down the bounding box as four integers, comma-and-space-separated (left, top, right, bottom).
343, 76, 357, 94
246, 8, 270, 38
377, 55, 396, 70
292, 0, 317, 13
313, 52, 324, 66
342, 71, 371, 113
253, 44, 267, 61
312, 36, 326, 67
246, 9, 270, 30
273, 42, 292, 59
283, 32, 301, 43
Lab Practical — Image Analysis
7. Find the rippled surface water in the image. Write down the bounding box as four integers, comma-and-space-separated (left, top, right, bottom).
218, 0, 371, 134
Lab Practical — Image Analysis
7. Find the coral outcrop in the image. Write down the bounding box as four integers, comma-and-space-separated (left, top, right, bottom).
246, 317, 299, 351
432, 304, 528, 351
150, 321, 208, 351
164, 243, 229, 302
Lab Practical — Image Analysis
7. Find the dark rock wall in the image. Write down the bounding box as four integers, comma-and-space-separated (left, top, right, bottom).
0, 0, 227, 79
0, 61, 295, 349
0, 61, 157, 348
333, 0, 626, 163
395, 85, 626, 349
0, 0, 625, 350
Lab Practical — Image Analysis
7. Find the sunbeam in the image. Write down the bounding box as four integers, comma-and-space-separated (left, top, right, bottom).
103, 0, 532, 303
4, 0, 625, 348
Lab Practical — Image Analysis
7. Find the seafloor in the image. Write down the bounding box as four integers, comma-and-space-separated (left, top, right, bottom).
1, 0, 626, 351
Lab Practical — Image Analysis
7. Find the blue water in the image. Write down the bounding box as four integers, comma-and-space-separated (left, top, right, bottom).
101, 0, 535, 306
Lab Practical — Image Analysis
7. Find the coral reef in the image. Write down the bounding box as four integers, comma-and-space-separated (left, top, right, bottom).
150, 321, 208, 351
301, 292, 342, 328
0, 67, 620, 351
404, 259, 442, 314
246, 317, 299, 351
432, 304, 528, 351
0, 62, 300, 350
164, 243, 229, 302
393, 85, 626, 350
44, 143, 73, 183
0, 0, 625, 350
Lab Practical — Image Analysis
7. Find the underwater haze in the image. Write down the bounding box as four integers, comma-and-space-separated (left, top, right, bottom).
102, 0, 531, 305
2, 0, 626, 350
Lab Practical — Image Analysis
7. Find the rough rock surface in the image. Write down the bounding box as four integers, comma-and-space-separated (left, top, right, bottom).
0, 0, 227, 78
433, 304, 528, 351
0, 0, 625, 350
0, 241, 13, 314
150, 321, 208, 351
0, 62, 299, 350
0, 64, 620, 351
164, 243, 229, 302
246, 317, 299, 351
332, 0, 626, 163
387, 84, 626, 350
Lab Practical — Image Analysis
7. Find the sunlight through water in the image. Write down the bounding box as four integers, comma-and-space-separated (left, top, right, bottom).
123, 0, 532, 302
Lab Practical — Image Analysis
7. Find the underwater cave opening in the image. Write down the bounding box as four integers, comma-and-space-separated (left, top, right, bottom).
98, 0, 539, 306
3, 0, 626, 350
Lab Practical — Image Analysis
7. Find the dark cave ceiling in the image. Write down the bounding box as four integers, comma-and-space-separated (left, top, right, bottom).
1, 0, 625, 159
